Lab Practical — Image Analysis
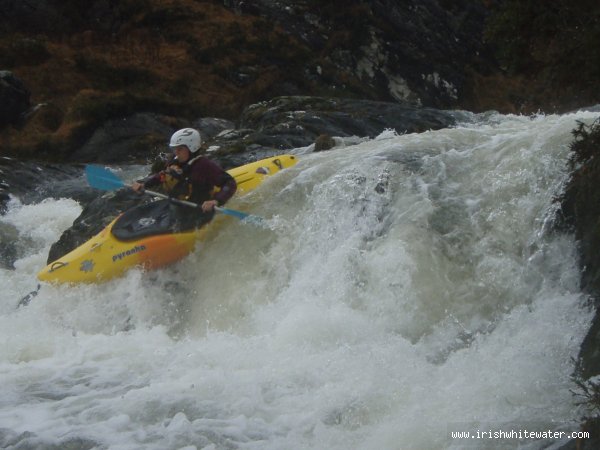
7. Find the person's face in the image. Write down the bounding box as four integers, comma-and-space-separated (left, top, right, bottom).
172, 145, 191, 162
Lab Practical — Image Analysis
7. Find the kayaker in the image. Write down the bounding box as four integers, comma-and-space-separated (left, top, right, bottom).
132, 128, 237, 228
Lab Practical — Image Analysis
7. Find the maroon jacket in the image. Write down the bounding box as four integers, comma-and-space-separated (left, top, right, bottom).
143, 156, 237, 206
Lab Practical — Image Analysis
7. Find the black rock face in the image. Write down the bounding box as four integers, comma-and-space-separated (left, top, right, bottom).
559, 119, 600, 379
222, 0, 493, 108
0, 71, 31, 129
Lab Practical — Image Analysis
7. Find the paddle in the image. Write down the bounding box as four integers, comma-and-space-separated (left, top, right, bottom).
85, 165, 265, 225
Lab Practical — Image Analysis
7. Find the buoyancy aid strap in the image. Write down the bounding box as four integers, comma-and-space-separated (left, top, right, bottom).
187, 154, 203, 166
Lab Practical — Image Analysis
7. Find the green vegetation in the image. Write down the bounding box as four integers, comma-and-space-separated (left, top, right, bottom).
572, 373, 600, 416
485, 1, 600, 90
569, 118, 600, 167
560, 118, 600, 236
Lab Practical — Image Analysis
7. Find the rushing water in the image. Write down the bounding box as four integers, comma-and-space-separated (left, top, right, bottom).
1, 111, 598, 449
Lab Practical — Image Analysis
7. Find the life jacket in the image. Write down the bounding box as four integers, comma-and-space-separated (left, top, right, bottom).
159, 155, 212, 205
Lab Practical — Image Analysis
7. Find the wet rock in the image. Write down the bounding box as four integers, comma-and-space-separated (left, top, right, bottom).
193, 96, 458, 167
0, 221, 19, 269
67, 113, 182, 163
237, 96, 457, 148
0, 157, 92, 207
46, 189, 144, 263
193, 117, 236, 141
314, 134, 336, 152
66, 115, 239, 165
0, 220, 35, 270
50, 96, 459, 169
0, 190, 9, 214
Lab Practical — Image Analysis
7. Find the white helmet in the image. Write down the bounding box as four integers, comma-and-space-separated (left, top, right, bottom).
169, 128, 201, 153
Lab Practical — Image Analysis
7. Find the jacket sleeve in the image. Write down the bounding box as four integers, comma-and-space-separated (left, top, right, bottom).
192, 158, 237, 206
213, 172, 237, 206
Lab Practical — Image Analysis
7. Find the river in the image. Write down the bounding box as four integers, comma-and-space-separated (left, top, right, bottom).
1, 110, 597, 449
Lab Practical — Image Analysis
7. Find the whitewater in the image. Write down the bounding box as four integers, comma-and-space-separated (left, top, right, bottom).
1, 110, 597, 449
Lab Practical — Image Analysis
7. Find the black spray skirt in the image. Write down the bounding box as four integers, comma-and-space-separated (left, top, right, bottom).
111, 199, 214, 241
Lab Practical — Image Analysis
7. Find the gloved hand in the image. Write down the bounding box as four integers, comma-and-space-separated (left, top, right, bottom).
201, 200, 217, 212
131, 181, 145, 193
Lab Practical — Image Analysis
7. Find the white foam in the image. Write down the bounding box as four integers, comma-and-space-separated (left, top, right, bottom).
1, 111, 598, 449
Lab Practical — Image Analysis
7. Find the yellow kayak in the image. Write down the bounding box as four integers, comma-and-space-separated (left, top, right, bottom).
38, 155, 298, 284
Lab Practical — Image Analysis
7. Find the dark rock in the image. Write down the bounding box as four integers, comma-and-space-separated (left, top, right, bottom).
0, 221, 19, 269
580, 315, 600, 379
0, 190, 9, 214
192, 117, 235, 141
0, 219, 36, 270
555, 418, 600, 450
555, 118, 600, 443
580, 418, 600, 450
0, 157, 93, 207
237, 96, 457, 147
46, 189, 144, 263
558, 118, 600, 379
314, 134, 336, 152
67, 114, 239, 165
0, 71, 31, 129
223, 0, 493, 108
195, 96, 457, 167
67, 113, 181, 164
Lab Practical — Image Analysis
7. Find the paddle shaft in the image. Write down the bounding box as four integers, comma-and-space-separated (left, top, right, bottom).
144, 188, 199, 208
144, 189, 242, 218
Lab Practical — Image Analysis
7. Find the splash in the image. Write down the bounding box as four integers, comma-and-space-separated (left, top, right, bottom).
1, 111, 597, 449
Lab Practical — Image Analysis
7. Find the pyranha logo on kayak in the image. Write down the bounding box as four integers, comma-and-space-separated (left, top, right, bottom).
112, 245, 147, 263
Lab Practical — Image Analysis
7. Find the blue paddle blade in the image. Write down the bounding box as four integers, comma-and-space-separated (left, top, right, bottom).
85, 165, 126, 191
215, 207, 264, 226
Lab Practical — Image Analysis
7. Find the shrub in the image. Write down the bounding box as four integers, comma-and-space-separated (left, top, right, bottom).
485, 0, 600, 85
569, 118, 600, 167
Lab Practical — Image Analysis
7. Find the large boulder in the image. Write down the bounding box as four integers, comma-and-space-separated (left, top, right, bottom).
207, 96, 458, 166
62, 97, 458, 167
240, 96, 458, 140
0, 158, 91, 211
0, 157, 91, 269
67, 113, 180, 163
66, 114, 237, 164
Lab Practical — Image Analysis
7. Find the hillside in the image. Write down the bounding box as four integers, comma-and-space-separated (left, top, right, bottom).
1, 0, 599, 161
